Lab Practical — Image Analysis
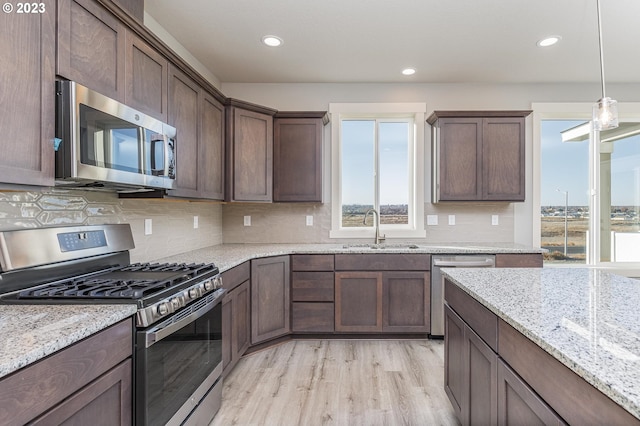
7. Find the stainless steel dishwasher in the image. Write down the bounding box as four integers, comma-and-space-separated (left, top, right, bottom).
430, 254, 495, 337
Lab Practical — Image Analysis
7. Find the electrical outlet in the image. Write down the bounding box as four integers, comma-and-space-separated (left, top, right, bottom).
427, 215, 438, 226
448, 215, 456, 225
306, 215, 313, 226
193, 216, 199, 229
243, 215, 251, 226
144, 218, 152, 235
492, 215, 499, 226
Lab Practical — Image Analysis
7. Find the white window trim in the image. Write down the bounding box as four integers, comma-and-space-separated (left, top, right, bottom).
329, 103, 427, 239
532, 102, 640, 271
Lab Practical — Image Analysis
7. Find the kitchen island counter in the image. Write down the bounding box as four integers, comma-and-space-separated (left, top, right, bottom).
442, 267, 640, 421
0, 304, 136, 379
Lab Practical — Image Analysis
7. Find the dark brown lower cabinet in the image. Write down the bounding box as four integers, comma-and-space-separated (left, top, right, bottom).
0, 319, 133, 425
292, 302, 334, 332
497, 360, 566, 426
251, 256, 290, 344
291, 269, 335, 333
222, 280, 250, 376
444, 304, 496, 426
335, 271, 430, 333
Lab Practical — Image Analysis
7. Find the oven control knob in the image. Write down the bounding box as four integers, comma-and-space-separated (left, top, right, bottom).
188, 287, 200, 299
203, 279, 214, 292
157, 302, 169, 316
213, 276, 223, 289
171, 297, 181, 310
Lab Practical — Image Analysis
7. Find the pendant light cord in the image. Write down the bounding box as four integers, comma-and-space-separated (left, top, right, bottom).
597, 0, 606, 99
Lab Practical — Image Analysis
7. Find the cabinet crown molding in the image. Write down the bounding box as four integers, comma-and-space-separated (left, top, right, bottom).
427, 110, 533, 125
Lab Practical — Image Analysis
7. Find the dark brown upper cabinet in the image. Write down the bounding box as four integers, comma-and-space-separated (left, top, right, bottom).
125, 32, 168, 121
57, 0, 126, 101
428, 111, 531, 202
225, 99, 277, 202
167, 66, 225, 200
273, 112, 329, 203
0, 0, 56, 186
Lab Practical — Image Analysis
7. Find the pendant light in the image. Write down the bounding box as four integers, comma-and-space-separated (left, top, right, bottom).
592, 0, 618, 131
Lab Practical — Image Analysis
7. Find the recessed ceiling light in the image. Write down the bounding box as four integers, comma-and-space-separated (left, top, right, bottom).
402, 68, 416, 76
262, 35, 283, 47
537, 36, 561, 47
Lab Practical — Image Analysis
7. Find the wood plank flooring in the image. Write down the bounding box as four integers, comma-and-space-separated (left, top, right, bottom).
210, 339, 459, 426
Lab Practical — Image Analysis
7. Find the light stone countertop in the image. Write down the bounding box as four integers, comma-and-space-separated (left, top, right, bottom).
155, 242, 545, 272
0, 304, 137, 379
442, 267, 640, 420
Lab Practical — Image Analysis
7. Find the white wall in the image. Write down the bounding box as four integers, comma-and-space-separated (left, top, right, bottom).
220, 82, 640, 246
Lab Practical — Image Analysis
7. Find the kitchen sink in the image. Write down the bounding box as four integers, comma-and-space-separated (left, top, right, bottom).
342, 243, 420, 250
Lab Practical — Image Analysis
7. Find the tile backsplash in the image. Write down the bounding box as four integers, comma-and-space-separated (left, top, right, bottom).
0, 189, 223, 263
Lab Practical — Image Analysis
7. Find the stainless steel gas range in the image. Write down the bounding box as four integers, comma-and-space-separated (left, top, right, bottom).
0, 224, 225, 426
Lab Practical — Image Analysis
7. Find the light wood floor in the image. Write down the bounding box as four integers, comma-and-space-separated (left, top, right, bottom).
210, 339, 459, 426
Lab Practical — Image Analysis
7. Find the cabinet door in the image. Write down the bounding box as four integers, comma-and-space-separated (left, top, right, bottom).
273, 117, 323, 202
30, 359, 132, 425
497, 360, 566, 426
125, 32, 168, 121
335, 272, 382, 332
227, 107, 273, 202
438, 118, 482, 201
167, 66, 200, 198
0, 0, 55, 186
223, 280, 250, 376
465, 324, 498, 426
482, 117, 525, 201
382, 272, 430, 333
199, 92, 225, 200
251, 256, 290, 344
444, 304, 465, 422
57, 0, 126, 101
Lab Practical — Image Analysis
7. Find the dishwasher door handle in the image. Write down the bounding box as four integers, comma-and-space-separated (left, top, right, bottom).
433, 259, 495, 267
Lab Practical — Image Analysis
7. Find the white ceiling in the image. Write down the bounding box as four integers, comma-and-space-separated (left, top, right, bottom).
145, 0, 640, 84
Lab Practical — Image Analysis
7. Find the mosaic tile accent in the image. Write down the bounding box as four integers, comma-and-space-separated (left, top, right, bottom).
0, 189, 223, 263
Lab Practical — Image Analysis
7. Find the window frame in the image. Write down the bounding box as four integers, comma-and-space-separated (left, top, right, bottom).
329, 103, 426, 239
533, 102, 640, 274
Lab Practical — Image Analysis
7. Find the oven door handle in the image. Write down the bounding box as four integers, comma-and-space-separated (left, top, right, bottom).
144, 294, 223, 348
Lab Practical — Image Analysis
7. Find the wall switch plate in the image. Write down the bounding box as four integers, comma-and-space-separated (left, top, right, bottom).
448, 215, 456, 225
306, 215, 313, 226
427, 215, 438, 226
492, 215, 499, 226
243, 215, 251, 226
193, 216, 199, 229
144, 218, 152, 235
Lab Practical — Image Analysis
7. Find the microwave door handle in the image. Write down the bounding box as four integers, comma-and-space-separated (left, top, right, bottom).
139, 127, 146, 173
149, 134, 164, 175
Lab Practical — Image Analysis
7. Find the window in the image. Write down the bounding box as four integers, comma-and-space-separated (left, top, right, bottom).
329, 103, 426, 239
534, 103, 640, 270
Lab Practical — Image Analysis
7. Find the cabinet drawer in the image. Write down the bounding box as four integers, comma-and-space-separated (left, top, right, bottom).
222, 261, 250, 292
291, 254, 334, 271
292, 271, 334, 302
495, 254, 543, 268
334, 254, 430, 271
292, 303, 334, 332
444, 279, 497, 351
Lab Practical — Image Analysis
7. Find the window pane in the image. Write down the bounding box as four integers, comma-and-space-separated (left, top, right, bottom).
379, 122, 409, 225
599, 124, 640, 262
541, 120, 589, 264
341, 120, 374, 227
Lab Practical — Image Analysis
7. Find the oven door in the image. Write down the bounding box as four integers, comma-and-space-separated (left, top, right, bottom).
136, 292, 224, 426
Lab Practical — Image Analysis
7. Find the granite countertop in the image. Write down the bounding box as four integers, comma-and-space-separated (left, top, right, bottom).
442, 267, 640, 420
0, 304, 137, 380
155, 242, 544, 272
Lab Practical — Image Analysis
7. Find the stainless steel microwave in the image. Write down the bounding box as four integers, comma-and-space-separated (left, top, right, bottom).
55, 81, 176, 192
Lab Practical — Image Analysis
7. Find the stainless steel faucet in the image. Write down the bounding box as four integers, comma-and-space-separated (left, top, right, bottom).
363, 208, 386, 245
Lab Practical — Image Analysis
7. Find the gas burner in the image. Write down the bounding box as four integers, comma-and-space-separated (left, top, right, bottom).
18, 278, 174, 299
